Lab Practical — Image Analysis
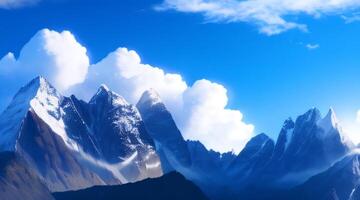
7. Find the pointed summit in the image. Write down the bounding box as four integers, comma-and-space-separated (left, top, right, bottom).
138, 88, 162, 107
0, 76, 63, 151
93, 84, 111, 97
228, 133, 274, 180
282, 118, 295, 130
272, 118, 295, 158
99, 84, 110, 92
90, 84, 129, 106
136, 88, 192, 171
244, 133, 273, 151
11, 76, 59, 105
317, 107, 339, 133
302, 107, 322, 122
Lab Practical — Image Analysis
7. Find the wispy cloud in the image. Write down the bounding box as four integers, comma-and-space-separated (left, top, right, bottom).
156, 0, 360, 35
342, 12, 360, 23
0, 0, 40, 9
306, 43, 320, 50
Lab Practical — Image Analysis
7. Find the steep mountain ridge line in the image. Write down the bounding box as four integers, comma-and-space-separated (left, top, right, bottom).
0, 76, 162, 193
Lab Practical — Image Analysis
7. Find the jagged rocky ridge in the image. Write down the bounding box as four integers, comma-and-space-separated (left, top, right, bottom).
286, 152, 360, 200
137, 89, 192, 173
136, 89, 356, 200
0, 152, 54, 200
0, 76, 358, 200
223, 108, 354, 199
0, 77, 162, 194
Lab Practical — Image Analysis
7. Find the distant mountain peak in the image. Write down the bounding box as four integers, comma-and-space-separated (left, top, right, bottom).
90, 85, 129, 106
0, 76, 63, 151
13, 76, 59, 102
282, 118, 295, 129
99, 84, 110, 92
1, 77, 163, 191
303, 107, 322, 122
138, 89, 162, 107
243, 133, 273, 151
317, 107, 338, 133
255, 133, 271, 141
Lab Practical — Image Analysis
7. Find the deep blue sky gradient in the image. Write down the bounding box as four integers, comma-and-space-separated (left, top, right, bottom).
1, 0, 360, 139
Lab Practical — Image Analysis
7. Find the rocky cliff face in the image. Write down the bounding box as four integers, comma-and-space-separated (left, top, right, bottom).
137, 89, 192, 173
0, 77, 162, 192
0, 152, 54, 200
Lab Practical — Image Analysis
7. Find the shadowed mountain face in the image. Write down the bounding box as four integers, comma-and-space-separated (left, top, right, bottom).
136, 89, 355, 199
284, 152, 360, 200
0, 152, 54, 200
263, 108, 353, 187
16, 110, 108, 192
0, 77, 358, 200
53, 172, 209, 200
0, 77, 162, 192
227, 133, 275, 186
136, 89, 192, 173
137, 90, 237, 198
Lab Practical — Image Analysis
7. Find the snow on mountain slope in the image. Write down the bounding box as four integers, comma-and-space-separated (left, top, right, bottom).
317, 108, 338, 134
137, 89, 191, 173
267, 108, 353, 187
0, 77, 162, 192
0, 76, 81, 152
272, 118, 295, 160
86, 86, 162, 181
228, 133, 274, 183
0, 77, 51, 151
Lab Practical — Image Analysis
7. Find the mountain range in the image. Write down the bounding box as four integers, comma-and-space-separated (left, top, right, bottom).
0, 76, 358, 200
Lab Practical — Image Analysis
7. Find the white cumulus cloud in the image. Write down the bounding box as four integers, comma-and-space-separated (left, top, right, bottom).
0, 29, 90, 91
182, 80, 254, 153
156, 0, 360, 35
74, 47, 187, 115
0, 29, 254, 154
74, 47, 254, 153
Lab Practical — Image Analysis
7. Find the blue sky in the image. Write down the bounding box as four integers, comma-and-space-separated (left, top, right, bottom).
1, 0, 360, 152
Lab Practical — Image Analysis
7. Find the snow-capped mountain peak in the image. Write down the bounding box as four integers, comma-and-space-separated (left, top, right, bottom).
10, 76, 61, 107
0, 76, 67, 151
1, 77, 162, 191
99, 84, 110, 92
316, 108, 353, 147
303, 107, 322, 122
90, 84, 130, 107
138, 88, 162, 107
317, 107, 339, 133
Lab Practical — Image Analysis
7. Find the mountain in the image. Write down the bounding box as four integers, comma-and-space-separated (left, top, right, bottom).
285, 152, 360, 200
186, 140, 236, 179
264, 108, 354, 187
227, 133, 275, 185
53, 172, 209, 200
0, 77, 162, 192
137, 89, 191, 173
185, 140, 237, 199
0, 152, 54, 200
84, 85, 162, 181
136, 89, 238, 196
222, 108, 355, 199
0, 77, 357, 200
